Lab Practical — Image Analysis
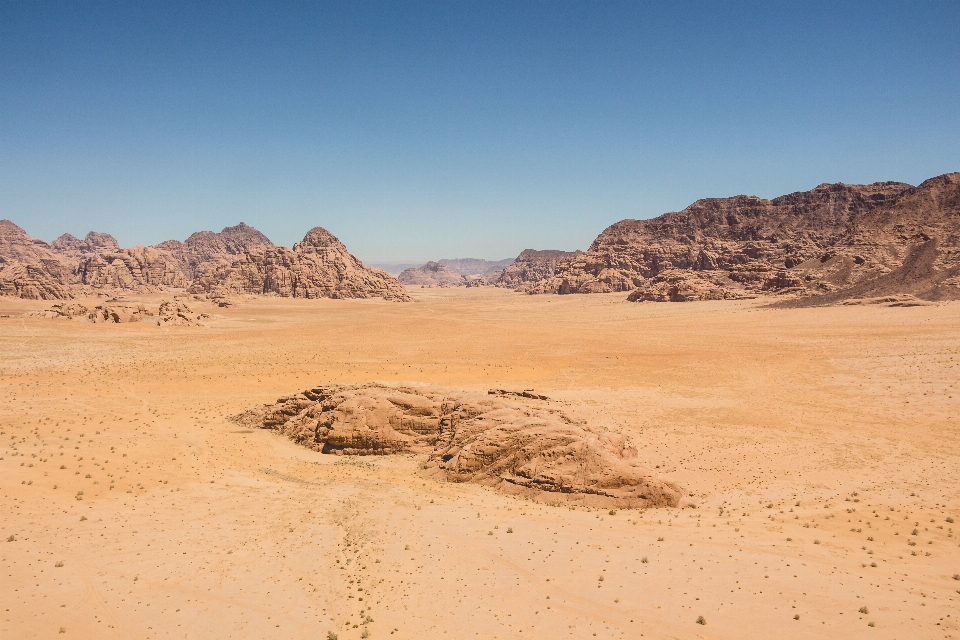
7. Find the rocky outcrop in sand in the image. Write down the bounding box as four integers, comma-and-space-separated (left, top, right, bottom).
625, 269, 751, 302
32, 299, 209, 325
233, 383, 683, 508
492, 249, 584, 292
188, 227, 411, 301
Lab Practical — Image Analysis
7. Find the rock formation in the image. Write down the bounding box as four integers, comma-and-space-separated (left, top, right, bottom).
233, 382, 684, 508
188, 227, 411, 301
155, 222, 275, 279
398, 262, 468, 287
2, 220, 409, 302
31, 299, 209, 325
776, 172, 960, 306
491, 249, 583, 292
521, 172, 960, 303
625, 269, 751, 302
0, 220, 75, 299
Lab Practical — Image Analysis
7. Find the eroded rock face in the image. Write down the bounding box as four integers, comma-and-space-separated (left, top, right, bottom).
398, 262, 466, 287
32, 299, 208, 325
160, 222, 275, 279
626, 269, 752, 302
189, 227, 411, 301
0, 220, 75, 299
492, 249, 583, 292
535, 181, 915, 297
233, 383, 683, 508
778, 173, 960, 305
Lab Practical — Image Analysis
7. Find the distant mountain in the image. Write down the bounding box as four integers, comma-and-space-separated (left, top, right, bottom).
0, 221, 409, 302
190, 227, 410, 301
398, 262, 468, 288
436, 258, 514, 276
368, 262, 422, 276
518, 172, 960, 303
491, 249, 583, 292
397, 257, 516, 288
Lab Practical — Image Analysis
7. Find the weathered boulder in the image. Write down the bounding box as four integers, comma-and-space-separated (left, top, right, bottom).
233, 383, 684, 508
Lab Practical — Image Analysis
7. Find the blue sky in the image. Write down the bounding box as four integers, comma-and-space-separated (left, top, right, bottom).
2, 1, 958, 262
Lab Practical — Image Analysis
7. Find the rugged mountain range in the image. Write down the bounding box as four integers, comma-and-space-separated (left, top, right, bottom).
0, 221, 408, 302
398, 262, 467, 287
188, 227, 410, 301
398, 257, 515, 287
524, 172, 960, 303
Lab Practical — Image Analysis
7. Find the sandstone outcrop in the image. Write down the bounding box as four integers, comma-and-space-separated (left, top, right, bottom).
2, 219, 409, 302
777, 173, 960, 306
533, 181, 911, 297
0, 220, 75, 299
233, 382, 683, 508
522, 173, 960, 304
188, 227, 411, 301
492, 249, 583, 292
626, 269, 751, 302
155, 222, 274, 279
32, 299, 209, 325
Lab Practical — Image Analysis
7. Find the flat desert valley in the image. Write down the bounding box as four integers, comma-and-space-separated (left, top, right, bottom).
2, 288, 959, 639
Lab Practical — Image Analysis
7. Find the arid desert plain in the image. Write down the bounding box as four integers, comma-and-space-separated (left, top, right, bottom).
2, 288, 959, 639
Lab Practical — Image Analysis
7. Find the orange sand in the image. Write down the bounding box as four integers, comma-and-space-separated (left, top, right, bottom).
2, 288, 959, 639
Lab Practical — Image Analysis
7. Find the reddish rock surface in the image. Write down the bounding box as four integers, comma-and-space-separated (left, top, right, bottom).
233, 382, 684, 508
188, 227, 410, 301
522, 173, 960, 303
492, 249, 583, 292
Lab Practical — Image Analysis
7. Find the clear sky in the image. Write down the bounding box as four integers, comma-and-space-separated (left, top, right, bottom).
2, 2, 958, 262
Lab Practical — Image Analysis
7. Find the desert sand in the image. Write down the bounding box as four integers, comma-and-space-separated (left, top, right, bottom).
2, 287, 959, 639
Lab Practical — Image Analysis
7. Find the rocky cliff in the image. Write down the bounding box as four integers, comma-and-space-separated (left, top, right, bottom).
492, 249, 583, 292
0, 220, 75, 299
188, 227, 411, 301
525, 173, 960, 303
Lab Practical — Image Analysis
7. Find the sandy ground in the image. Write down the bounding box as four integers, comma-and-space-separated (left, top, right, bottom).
1, 288, 959, 639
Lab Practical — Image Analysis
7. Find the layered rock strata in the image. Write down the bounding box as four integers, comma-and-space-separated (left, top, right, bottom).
233, 382, 683, 508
